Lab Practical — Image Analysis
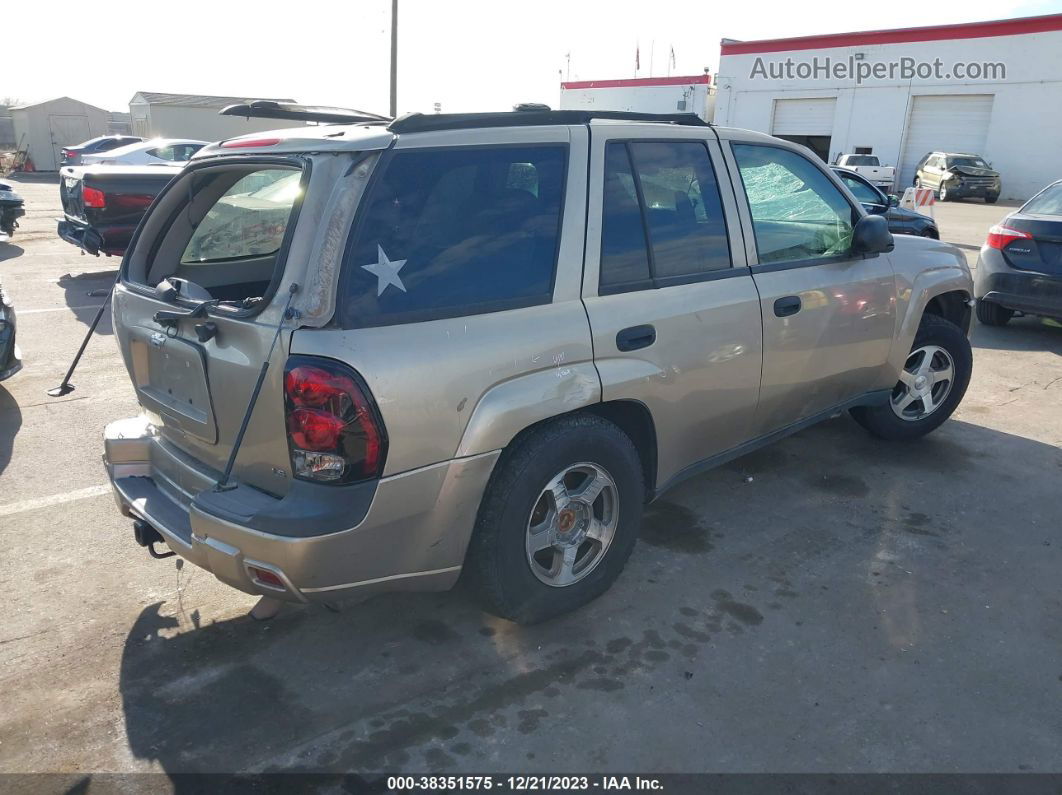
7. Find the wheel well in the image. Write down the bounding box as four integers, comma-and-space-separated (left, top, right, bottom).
582, 400, 657, 501
924, 290, 971, 334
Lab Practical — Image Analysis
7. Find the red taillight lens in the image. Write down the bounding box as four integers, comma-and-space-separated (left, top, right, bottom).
986, 224, 1031, 250
82, 186, 106, 208
221, 137, 281, 149
109, 194, 154, 212
283, 359, 386, 483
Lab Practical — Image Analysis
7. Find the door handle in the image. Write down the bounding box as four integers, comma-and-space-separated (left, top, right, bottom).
774, 296, 802, 317
616, 324, 656, 352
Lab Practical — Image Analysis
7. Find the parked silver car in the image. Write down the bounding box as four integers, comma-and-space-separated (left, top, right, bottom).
104, 110, 974, 623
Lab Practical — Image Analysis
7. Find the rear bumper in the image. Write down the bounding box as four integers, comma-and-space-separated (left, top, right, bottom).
0, 291, 19, 382
57, 217, 132, 256
975, 249, 1062, 318
104, 416, 498, 603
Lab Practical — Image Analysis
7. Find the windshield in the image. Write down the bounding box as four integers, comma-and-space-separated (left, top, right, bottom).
1022, 183, 1062, 216
948, 156, 990, 169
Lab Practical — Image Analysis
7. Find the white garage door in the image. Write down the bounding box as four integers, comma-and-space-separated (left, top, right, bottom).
771, 98, 837, 135
898, 94, 994, 188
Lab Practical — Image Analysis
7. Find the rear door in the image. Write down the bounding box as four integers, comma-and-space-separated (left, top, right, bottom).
581, 124, 763, 491
723, 136, 896, 435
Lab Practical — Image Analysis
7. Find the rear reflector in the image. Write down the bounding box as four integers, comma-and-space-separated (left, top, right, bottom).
986, 224, 1031, 250
82, 186, 106, 208
220, 137, 282, 149
248, 566, 285, 589
109, 194, 155, 211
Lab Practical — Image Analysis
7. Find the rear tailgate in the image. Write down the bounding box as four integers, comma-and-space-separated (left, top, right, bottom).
113, 151, 380, 497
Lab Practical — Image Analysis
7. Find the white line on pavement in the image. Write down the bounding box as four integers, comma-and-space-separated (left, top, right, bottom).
18, 305, 106, 315
0, 484, 111, 518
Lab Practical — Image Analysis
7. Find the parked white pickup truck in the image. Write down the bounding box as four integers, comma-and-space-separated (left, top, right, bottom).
835, 154, 895, 189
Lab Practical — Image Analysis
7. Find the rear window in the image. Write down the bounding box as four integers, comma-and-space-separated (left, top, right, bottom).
844, 155, 879, 166
1022, 183, 1062, 216
181, 168, 301, 264
340, 145, 567, 327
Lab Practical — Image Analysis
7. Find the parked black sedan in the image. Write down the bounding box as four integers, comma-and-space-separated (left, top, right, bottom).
975, 179, 1062, 326
831, 166, 939, 239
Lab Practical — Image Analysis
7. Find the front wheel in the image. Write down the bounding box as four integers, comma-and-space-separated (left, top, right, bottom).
938, 183, 950, 201
850, 314, 972, 441
464, 414, 644, 624
985, 194, 999, 204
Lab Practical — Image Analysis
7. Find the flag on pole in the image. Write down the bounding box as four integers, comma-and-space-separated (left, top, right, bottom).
670, 46, 676, 69
635, 42, 640, 73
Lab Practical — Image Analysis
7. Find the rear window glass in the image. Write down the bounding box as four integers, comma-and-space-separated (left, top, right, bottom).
843, 155, 878, 166
341, 145, 566, 327
181, 168, 301, 264
1023, 184, 1062, 216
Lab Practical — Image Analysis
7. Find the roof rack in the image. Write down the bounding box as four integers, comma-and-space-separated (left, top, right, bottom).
387, 110, 710, 134
219, 100, 391, 125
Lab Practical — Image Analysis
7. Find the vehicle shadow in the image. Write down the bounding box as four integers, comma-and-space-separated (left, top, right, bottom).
971, 315, 1062, 355
114, 416, 1062, 778
59, 269, 118, 335
0, 244, 24, 263
0, 384, 20, 476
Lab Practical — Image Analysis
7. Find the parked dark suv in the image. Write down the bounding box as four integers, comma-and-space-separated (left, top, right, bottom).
833, 166, 939, 239
913, 151, 1001, 203
60, 136, 142, 166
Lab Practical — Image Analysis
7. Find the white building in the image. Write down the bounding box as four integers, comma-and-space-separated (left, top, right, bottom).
129, 92, 299, 142
560, 75, 714, 121
713, 13, 1062, 199
9, 97, 112, 171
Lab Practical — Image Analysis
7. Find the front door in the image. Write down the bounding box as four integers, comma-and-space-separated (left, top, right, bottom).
724, 139, 897, 435
581, 125, 764, 490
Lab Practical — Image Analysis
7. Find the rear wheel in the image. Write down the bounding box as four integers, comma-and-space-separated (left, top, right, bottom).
850, 314, 972, 441
465, 414, 644, 624
976, 298, 1013, 326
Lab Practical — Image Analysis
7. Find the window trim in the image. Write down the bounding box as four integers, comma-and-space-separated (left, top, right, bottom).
728, 140, 862, 272
598, 137, 736, 296
336, 141, 571, 330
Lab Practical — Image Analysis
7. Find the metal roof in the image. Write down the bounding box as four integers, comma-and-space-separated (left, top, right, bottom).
131, 92, 297, 109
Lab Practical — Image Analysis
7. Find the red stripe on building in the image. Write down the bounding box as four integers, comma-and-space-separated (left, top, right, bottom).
719, 12, 1062, 56
561, 75, 711, 90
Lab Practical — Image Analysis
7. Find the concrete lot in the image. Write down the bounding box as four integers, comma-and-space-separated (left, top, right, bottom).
1, 176, 1060, 775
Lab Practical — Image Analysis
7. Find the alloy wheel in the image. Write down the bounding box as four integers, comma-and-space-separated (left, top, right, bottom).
525, 463, 619, 587
890, 344, 956, 421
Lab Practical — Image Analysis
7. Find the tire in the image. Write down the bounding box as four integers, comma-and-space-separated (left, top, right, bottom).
914, 177, 922, 189
938, 183, 950, 202
985, 194, 999, 204
976, 298, 1013, 326
850, 313, 972, 441
464, 414, 644, 624
919, 228, 939, 239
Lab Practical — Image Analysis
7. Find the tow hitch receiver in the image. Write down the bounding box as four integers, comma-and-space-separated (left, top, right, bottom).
132, 518, 176, 559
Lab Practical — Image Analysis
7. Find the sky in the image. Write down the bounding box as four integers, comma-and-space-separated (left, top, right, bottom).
5, 0, 1062, 115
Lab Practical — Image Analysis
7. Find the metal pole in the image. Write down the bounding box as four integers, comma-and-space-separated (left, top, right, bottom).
390, 0, 398, 118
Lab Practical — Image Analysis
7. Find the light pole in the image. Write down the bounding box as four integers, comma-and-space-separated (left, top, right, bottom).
390, 0, 398, 118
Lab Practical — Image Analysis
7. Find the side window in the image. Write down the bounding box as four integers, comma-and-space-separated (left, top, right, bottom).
341, 145, 567, 327
600, 143, 652, 292
628, 141, 731, 281
599, 140, 731, 294
149, 146, 173, 161
732, 144, 856, 265
839, 173, 882, 205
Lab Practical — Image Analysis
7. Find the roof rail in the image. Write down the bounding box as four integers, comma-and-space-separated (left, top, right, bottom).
388, 110, 710, 134
219, 100, 391, 125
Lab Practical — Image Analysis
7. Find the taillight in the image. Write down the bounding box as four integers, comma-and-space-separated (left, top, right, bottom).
283, 357, 387, 484
82, 186, 106, 208
221, 137, 281, 149
986, 224, 1031, 250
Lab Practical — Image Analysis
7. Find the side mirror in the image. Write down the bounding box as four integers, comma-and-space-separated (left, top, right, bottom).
887, 194, 899, 207
852, 214, 894, 256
